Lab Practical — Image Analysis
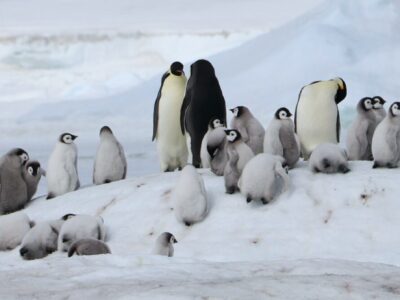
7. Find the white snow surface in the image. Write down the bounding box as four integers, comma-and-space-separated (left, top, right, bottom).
1, 0, 400, 298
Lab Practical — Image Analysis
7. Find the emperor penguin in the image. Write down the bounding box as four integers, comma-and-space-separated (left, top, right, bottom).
346, 97, 376, 161
93, 126, 127, 184
68, 238, 111, 257
372, 96, 387, 124
58, 214, 106, 252
264, 107, 300, 168
200, 118, 225, 168
295, 77, 347, 159
180, 59, 226, 167
0, 148, 29, 214
238, 154, 289, 205
46, 133, 80, 199
173, 165, 207, 226
230, 106, 265, 154
0, 212, 34, 250
153, 61, 188, 172
20, 218, 65, 260
152, 232, 177, 257
309, 143, 350, 174
22, 160, 43, 202
224, 129, 255, 194
372, 102, 400, 168
201, 118, 228, 175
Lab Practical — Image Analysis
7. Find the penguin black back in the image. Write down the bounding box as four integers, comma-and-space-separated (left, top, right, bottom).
180, 59, 226, 167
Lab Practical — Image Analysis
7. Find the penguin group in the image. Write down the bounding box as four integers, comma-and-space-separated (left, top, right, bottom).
0, 58, 398, 262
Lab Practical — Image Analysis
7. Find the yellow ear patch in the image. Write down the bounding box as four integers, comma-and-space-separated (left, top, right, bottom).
333, 77, 345, 90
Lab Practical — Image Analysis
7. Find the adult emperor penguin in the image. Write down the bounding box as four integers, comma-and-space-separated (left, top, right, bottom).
200, 118, 225, 168
346, 97, 376, 161
372, 96, 387, 124
224, 129, 254, 194
68, 238, 111, 257
180, 59, 226, 167
309, 143, 350, 174
173, 165, 207, 226
93, 126, 127, 184
295, 77, 347, 159
0, 148, 29, 214
264, 107, 300, 168
152, 232, 177, 257
230, 106, 265, 154
23, 160, 43, 202
46, 133, 80, 199
372, 102, 400, 168
153, 61, 188, 172
238, 154, 289, 205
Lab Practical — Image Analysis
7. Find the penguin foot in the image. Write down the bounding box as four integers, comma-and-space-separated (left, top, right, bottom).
246, 196, 252, 203
373, 162, 382, 169
322, 158, 331, 169
226, 187, 235, 194
261, 198, 269, 205
184, 221, 192, 227
387, 163, 398, 169
46, 193, 55, 200
104, 179, 111, 184
339, 165, 350, 174
313, 167, 320, 173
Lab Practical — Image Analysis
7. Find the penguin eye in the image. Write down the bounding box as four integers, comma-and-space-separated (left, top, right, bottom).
280, 112, 286, 119
28, 167, 33, 175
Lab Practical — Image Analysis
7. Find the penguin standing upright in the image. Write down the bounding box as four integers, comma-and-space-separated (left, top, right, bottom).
200, 118, 225, 169
230, 106, 265, 154
93, 126, 127, 184
372, 96, 387, 124
224, 129, 254, 194
0, 148, 29, 214
295, 77, 347, 159
22, 160, 43, 202
264, 107, 300, 168
153, 62, 188, 172
180, 59, 226, 167
346, 97, 376, 161
152, 232, 177, 257
372, 102, 400, 168
46, 133, 80, 199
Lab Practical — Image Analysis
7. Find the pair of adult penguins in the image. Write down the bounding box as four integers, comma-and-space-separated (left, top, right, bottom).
152, 59, 347, 170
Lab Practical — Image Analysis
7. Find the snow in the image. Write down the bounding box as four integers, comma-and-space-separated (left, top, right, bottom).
1, 0, 400, 298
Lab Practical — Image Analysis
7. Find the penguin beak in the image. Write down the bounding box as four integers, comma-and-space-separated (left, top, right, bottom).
176, 70, 184, 75
71, 135, 78, 140
229, 109, 234, 113
173, 239, 178, 244
287, 112, 293, 117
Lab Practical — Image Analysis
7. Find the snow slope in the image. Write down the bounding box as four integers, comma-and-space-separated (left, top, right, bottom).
1, 163, 400, 298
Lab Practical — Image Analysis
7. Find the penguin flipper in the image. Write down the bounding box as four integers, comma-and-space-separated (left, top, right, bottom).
180, 88, 192, 135
152, 72, 169, 141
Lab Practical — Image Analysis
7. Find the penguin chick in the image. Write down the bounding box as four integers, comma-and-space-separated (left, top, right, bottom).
238, 154, 289, 205
46, 133, 80, 199
224, 129, 254, 194
58, 214, 106, 252
68, 238, 111, 257
372, 96, 387, 124
230, 106, 265, 154
152, 232, 177, 257
372, 102, 400, 168
23, 160, 43, 202
309, 143, 350, 174
0, 212, 34, 251
0, 148, 29, 214
93, 126, 127, 185
346, 97, 376, 161
200, 118, 225, 169
264, 107, 300, 168
153, 61, 188, 172
173, 165, 207, 226
19, 219, 65, 260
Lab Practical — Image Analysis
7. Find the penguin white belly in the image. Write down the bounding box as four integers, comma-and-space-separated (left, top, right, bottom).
157, 80, 188, 169
297, 84, 338, 157
236, 143, 254, 172
264, 121, 283, 156
94, 141, 124, 182
372, 119, 395, 162
47, 146, 78, 196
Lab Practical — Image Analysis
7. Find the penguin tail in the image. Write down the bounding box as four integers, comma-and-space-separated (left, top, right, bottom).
46, 193, 55, 200
68, 243, 77, 257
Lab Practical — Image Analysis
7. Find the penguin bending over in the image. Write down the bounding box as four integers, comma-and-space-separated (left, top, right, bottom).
346, 97, 376, 161
68, 238, 111, 257
0, 148, 29, 214
309, 143, 350, 174
23, 160, 43, 202
230, 106, 265, 154
93, 126, 127, 184
372, 102, 400, 168
180, 59, 226, 167
46, 133, 80, 199
152, 232, 177, 257
0, 212, 34, 250
173, 165, 207, 226
295, 77, 347, 159
264, 107, 300, 168
224, 129, 254, 194
373, 96, 387, 124
200, 118, 225, 169
153, 62, 188, 172
238, 154, 289, 205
